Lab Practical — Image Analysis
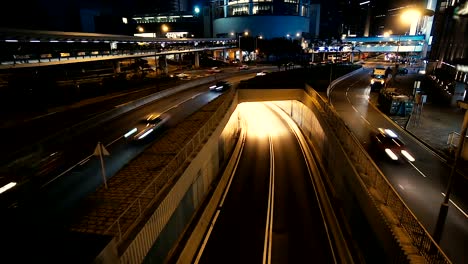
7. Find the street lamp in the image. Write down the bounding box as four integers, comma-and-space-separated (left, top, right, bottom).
396, 9, 422, 64
238, 31, 248, 62
161, 24, 169, 36
255, 35, 262, 61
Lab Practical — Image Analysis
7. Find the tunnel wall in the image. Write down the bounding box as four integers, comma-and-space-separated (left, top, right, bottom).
116, 91, 241, 264
273, 88, 442, 263
104, 85, 448, 263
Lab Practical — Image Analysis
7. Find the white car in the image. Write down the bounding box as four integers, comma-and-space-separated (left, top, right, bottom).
175, 72, 190, 79
124, 114, 168, 141
256, 71, 268, 76
207, 67, 222, 73
239, 65, 249, 70
209, 81, 232, 92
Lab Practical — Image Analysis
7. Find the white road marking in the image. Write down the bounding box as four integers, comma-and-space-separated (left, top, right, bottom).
441, 192, 468, 218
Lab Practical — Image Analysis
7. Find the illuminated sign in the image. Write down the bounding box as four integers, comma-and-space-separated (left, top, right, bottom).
165, 32, 188, 38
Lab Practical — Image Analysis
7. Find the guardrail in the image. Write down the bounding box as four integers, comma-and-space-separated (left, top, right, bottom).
447, 131, 468, 151
307, 85, 452, 263
104, 88, 236, 244
0, 46, 237, 67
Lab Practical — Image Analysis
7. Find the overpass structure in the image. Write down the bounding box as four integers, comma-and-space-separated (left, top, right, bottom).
0, 28, 236, 69
59, 71, 451, 263
342, 35, 427, 54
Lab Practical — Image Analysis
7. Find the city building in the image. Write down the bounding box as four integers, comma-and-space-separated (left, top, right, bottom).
210, 0, 320, 39
427, 0, 467, 103
132, 11, 204, 38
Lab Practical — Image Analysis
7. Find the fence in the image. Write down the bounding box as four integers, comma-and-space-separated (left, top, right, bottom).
104, 89, 236, 245
306, 84, 451, 263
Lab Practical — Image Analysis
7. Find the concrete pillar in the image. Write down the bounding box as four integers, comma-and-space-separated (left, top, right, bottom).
113, 60, 121, 73
194, 52, 200, 69
158, 55, 168, 75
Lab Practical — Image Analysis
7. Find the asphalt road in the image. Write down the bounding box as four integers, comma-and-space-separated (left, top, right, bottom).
197, 102, 335, 264
329, 65, 468, 264
0, 71, 262, 261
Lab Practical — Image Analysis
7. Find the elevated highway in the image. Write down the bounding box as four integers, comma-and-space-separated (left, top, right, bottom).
0, 28, 236, 69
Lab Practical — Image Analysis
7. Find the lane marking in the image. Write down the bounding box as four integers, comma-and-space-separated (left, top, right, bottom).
195, 125, 246, 262
441, 192, 468, 218
263, 135, 274, 264
360, 116, 371, 125
398, 184, 405, 190
78, 158, 90, 166
194, 210, 221, 264
408, 161, 427, 178
266, 102, 338, 263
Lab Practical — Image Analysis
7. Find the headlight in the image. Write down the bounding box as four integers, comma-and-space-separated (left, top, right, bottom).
371, 80, 375, 84
385, 148, 399, 160
380, 80, 384, 84
124, 128, 137, 138
401, 150, 415, 162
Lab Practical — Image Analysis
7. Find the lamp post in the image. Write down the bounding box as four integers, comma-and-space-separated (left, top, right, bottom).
396, 9, 421, 64
433, 101, 468, 244
255, 35, 262, 61
238, 31, 248, 63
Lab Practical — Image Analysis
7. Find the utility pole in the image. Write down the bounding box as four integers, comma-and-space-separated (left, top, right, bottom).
433, 101, 468, 243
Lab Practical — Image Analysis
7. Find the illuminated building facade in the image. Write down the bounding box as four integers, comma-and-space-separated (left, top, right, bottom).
210, 0, 320, 39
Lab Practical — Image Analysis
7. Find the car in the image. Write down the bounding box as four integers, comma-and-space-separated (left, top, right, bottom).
370, 74, 385, 91
239, 65, 249, 70
124, 114, 168, 141
174, 72, 190, 79
398, 67, 409, 75
207, 67, 222, 73
256, 71, 269, 76
370, 128, 415, 162
209, 81, 232, 92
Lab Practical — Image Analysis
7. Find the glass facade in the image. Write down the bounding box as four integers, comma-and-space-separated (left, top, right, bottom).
214, 0, 311, 19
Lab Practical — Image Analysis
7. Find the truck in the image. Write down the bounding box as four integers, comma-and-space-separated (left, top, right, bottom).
373, 67, 386, 76
370, 67, 387, 91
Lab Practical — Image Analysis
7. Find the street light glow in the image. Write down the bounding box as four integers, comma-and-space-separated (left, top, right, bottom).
161, 24, 169, 32
194, 6, 200, 14
401, 9, 421, 25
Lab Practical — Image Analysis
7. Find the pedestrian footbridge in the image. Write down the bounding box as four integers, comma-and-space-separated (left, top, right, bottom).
343, 35, 427, 53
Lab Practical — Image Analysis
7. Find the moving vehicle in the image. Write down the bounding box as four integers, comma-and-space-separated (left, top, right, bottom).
370, 75, 385, 91
373, 67, 386, 76
209, 81, 232, 92
174, 72, 190, 79
207, 67, 222, 73
370, 66, 386, 91
124, 114, 168, 141
256, 71, 269, 76
370, 128, 415, 162
398, 67, 408, 75
239, 65, 249, 70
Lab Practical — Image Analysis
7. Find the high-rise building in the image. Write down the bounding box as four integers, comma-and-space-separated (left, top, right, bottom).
428, 0, 467, 84
210, 0, 319, 39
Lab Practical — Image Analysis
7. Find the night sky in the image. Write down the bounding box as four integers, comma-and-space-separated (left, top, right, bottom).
0, 0, 426, 35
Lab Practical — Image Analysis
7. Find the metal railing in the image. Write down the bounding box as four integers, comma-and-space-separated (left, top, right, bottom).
306, 85, 452, 263
104, 89, 236, 244
1, 45, 237, 66
447, 131, 468, 151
